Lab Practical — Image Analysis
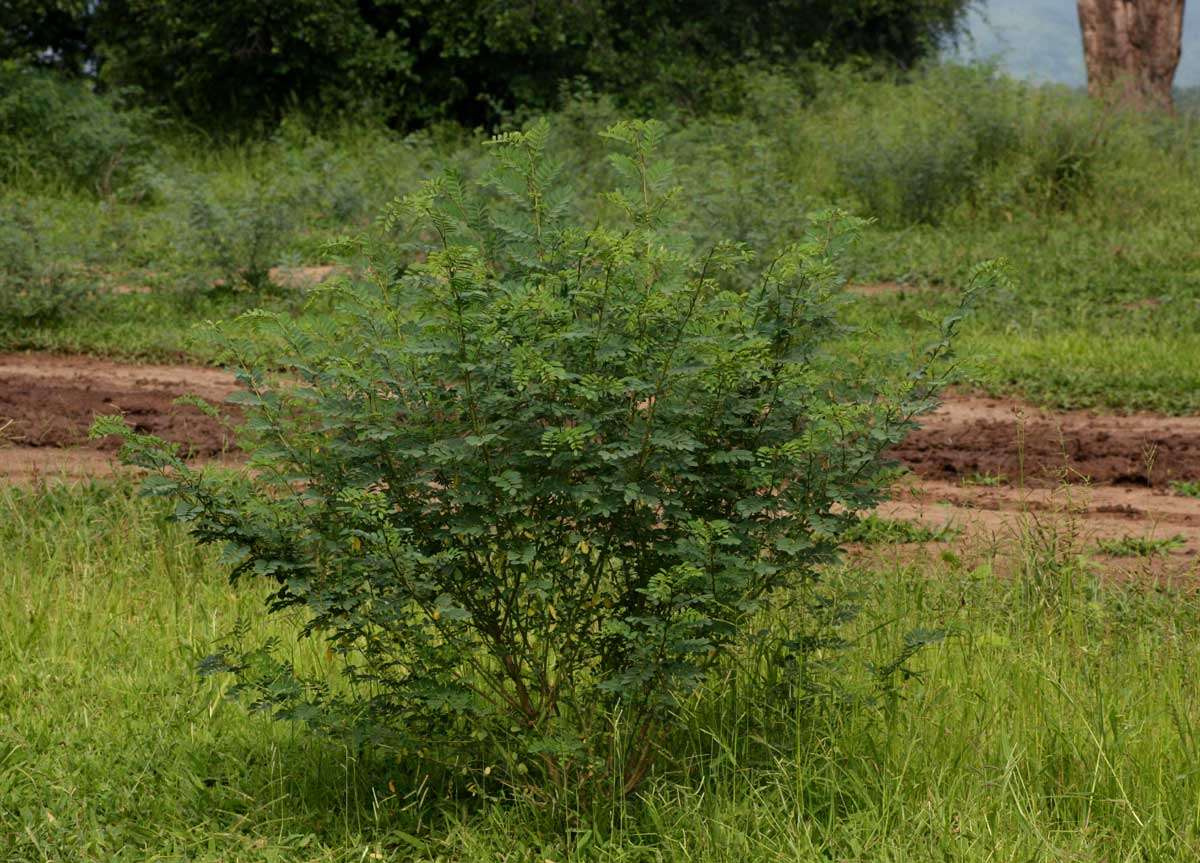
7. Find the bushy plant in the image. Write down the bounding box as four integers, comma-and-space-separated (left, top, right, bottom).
831, 67, 1023, 226
825, 66, 1127, 226
0, 61, 154, 195
0, 206, 91, 325
1019, 100, 1103, 212
98, 120, 989, 802
837, 118, 977, 226
177, 181, 295, 294
268, 121, 375, 228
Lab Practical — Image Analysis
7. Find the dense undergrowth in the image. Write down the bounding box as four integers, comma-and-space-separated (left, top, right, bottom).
4, 63, 1199, 411
4, 482, 1200, 860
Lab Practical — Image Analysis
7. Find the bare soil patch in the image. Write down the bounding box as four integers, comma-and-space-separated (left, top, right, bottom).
2, 354, 1199, 578
877, 478, 1200, 567
0, 353, 237, 482
877, 395, 1200, 576
892, 395, 1200, 488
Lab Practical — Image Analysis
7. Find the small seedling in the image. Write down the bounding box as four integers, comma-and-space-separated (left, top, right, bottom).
1170, 480, 1200, 499
845, 514, 959, 545
1094, 534, 1186, 558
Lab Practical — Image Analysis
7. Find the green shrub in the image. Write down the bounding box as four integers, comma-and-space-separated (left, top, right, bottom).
837, 117, 977, 226
1171, 480, 1200, 499
268, 122, 374, 227
0, 206, 92, 324
1094, 534, 1186, 558
831, 67, 1026, 225
821, 66, 1133, 226
844, 514, 958, 544
0, 61, 154, 195
176, 181, 295, 294
99, 120, 988, 801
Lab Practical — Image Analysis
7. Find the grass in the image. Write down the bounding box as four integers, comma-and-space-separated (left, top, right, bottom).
1094, 533, 1187, 558
1172, 480, 1200, 499
5, 482, 1200, 860
962, 471, 1007, 487
844, 513, 959, 544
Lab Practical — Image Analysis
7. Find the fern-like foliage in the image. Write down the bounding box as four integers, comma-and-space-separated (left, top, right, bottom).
96, 118, 999, 803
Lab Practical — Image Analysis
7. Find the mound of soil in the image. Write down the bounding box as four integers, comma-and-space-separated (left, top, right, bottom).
3, 352, 1200, 505
0, 353, 237, 459
893, 396, 1200, 488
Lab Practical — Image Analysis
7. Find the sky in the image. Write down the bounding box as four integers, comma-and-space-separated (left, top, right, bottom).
957, 0, 1200, 88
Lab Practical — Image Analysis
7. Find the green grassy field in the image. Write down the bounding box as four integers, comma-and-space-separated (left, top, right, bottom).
4, 483, 1200, 861
5, 63, 1200, 861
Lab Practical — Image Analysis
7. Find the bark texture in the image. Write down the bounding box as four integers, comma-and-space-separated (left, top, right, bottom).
1077, 0, 1186, 111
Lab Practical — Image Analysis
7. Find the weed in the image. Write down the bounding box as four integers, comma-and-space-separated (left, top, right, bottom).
1094, 534, 1186, 558
844, 514, 959, 544
1171, 480, 1200, 498
962, 471, 1007, 487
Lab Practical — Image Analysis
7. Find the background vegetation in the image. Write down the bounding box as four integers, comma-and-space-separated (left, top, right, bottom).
4, 61, 1198, 412
4, 2, 1200, 859
3, 0, 969, 129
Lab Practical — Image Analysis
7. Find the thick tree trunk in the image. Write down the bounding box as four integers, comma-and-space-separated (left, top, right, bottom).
1077, 0, 1186, 111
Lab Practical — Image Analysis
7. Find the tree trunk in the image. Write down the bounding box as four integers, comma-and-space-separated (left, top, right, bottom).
1077, 0, 1186, 111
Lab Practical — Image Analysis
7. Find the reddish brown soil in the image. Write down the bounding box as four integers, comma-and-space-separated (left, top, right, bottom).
3, 353, 1200, 577
892, 395, 1200, 489
0, 353, 237, 481
878, 397, 1200, 575
3, 355, 1199, 493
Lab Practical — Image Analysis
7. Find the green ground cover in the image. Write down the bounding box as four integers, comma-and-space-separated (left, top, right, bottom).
4, 483, 1199, 861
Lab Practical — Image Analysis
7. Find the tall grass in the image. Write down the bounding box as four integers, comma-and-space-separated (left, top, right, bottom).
3, 483, 1199, 860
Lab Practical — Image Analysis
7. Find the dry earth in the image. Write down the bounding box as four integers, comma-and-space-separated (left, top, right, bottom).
3, 351, 1199, 574
0, 353, 236, 482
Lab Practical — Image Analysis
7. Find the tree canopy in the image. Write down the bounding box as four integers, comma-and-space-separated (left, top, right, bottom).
2, 0, 972, 129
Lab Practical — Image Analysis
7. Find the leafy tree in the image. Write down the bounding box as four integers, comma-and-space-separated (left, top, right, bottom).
4, 0, 973, 129
0, 60, 153, 194
91, 0, 409, 126
0, 1, 94, 74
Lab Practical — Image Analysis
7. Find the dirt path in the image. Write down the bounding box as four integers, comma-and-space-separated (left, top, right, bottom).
3, 352, 1200, 573
877, 479, 1200, 571
894, 394, 1200, 488
0, 353, 237, 481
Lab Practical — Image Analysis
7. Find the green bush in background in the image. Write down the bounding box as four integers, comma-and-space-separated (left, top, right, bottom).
0, 60, 154, 194
0, 205, 92, 325
2, 0, 971, 131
